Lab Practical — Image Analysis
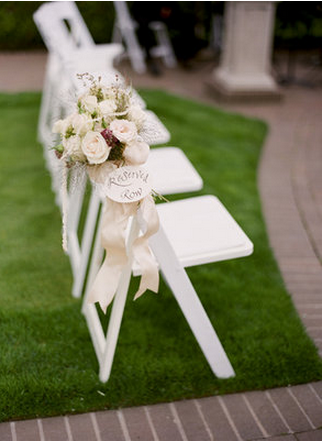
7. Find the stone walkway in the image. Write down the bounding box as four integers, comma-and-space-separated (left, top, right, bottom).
1, 52, 322, 440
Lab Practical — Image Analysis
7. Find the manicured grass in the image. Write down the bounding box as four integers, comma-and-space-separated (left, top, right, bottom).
0, 91, 321, 422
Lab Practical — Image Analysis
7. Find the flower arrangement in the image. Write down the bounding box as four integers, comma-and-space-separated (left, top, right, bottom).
52, 74, 160, 313
53, 73, 150, 170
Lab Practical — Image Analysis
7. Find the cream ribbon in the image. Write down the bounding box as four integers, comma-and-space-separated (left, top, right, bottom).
87, 194, 160, 313
133, 194, 160, 300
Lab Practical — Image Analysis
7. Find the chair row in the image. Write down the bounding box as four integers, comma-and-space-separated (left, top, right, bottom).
34, 1, 253, 382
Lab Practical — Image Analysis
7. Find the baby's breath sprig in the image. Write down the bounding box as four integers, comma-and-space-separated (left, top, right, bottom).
76, 72, 94, 87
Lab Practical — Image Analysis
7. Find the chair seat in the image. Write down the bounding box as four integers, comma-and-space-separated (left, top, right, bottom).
133, 195, 253, 275
146, 147, 203, 194
65, 43, 124, 72
156, 195, 253, 267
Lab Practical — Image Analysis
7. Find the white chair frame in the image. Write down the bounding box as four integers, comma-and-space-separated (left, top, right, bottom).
82, 195, 253, 382
112, 1, 177, 72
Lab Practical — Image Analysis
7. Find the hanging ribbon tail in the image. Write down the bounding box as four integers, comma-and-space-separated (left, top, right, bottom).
133, 194, 160, 301
87, 251, 127, 314
87, 199, 137, 313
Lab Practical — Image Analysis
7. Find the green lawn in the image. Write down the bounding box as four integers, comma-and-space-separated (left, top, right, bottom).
0, 91, 321, 422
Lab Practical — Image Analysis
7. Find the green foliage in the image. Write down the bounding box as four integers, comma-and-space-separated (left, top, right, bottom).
0, 91, 321, 422
274, 1, 322, 49
0, 2, 45, 50
0, 1, 322, 52
0, 1, 115, 51
76, 2, 116, 44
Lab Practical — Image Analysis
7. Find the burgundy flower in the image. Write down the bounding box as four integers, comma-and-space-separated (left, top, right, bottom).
101, 128, 125, 161
100, 129, 120, 149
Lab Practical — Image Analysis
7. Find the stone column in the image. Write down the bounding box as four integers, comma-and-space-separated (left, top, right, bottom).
209, 1, 281, 101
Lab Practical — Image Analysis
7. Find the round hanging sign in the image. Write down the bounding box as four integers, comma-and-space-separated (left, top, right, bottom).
105, 166, 152, 203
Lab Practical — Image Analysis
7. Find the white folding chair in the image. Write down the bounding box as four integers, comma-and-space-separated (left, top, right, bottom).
72, 147, 203, 298
33, 1, 124, 180
112, 1, 177, 72
82, 195, 253, 382
112, 1, 147, 74
149, 21, 177, 68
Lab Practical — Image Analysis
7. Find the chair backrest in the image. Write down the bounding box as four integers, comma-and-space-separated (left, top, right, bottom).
113, 1, 136, 31
33, 1, 94, 59
112, 1, 147, 74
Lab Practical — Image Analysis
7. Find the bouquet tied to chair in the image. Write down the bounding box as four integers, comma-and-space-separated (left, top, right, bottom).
52, 74, 160, 312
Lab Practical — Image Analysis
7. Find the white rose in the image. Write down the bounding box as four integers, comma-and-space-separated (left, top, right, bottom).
99, 99, 117, 118
52, 118, 68, 135
127, 105, 147, 130
68, 113, 92, 136
124, 140, 150, 165
62, 135, 86, 162
109, 119, 137, 144
79, 94, 98, 114
81, 131, 110, 164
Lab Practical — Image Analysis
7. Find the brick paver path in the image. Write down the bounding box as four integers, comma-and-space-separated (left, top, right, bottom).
1, 382, 322, 440
1, 53, 322, 440
230, 88, 322, 358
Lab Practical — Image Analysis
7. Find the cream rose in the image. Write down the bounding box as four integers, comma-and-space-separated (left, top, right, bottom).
123, 140, 150, 165
109, 119, 137, 144
52, 118, 68, 135
68, 113, 92, 136
79, 94, 98, 114
81, 131, 110, 164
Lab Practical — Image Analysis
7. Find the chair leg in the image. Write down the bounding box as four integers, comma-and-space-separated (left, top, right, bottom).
99, 216, 140, 382
99, 258, 133, 382
82, 215, 140, 382
72, 190, 101, 298
81, 205, 107, 364
149, 226, 235, 379
82, 207, 105, 305
67, 169, 87, 277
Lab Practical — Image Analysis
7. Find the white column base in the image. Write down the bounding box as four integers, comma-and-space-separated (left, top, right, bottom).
207, 67, 282, 102
207, 1, 282, 102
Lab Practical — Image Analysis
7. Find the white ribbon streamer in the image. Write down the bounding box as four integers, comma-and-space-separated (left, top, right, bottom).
133, 195, 160, 300
87, 195, 160, 313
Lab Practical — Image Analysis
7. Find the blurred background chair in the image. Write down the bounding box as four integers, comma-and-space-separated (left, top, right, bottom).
112, 1, 177, 74
112, 1, 146, 74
